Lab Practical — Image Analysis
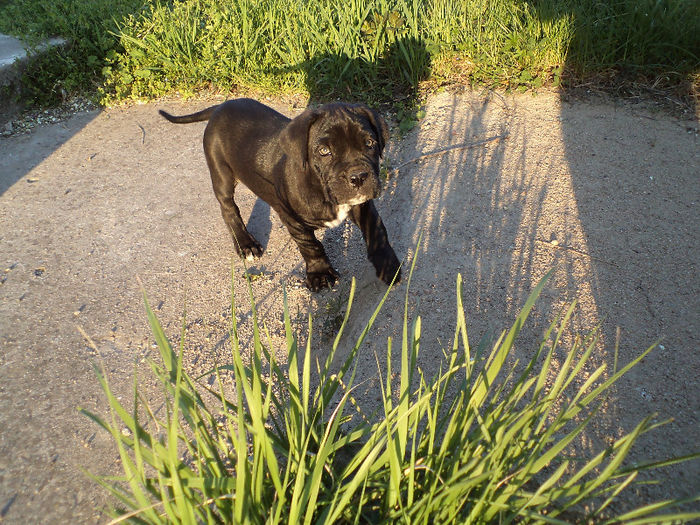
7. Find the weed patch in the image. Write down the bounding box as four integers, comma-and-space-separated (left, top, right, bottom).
1, 0, 697, 108
83, 268, 700, 523
0, 0, 146, 106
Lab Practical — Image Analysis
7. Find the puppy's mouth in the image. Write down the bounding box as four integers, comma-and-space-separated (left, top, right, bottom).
345, 195, 372, 206
345, 182, 380, 204
331, 186, 378, 207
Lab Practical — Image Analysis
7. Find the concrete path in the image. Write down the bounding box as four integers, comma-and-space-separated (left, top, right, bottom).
1, 91, 698, 522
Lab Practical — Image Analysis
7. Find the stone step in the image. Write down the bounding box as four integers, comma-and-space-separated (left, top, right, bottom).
0, 33, 66, 124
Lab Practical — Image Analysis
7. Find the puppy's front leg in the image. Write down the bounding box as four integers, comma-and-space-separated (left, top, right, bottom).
283, 218, 338, 291
350, 201, 401, 285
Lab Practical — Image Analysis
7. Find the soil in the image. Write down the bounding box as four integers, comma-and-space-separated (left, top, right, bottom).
1, 89, 698, 522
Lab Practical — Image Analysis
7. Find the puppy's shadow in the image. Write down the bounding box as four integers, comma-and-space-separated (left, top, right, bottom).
247, 198, 272, 249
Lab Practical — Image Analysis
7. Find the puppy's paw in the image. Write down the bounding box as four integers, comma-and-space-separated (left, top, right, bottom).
305, 268, 339, 292
372, 250, 402, 286
234, 236, 264, 260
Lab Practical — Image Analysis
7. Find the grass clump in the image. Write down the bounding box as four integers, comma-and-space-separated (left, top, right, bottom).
83, 267, 700, 523
0, 0, 146, 106
1, 0, 698, 108
96, 0, 700, 102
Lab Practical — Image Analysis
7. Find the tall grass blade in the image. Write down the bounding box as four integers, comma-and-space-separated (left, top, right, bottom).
84, 265, 698, 523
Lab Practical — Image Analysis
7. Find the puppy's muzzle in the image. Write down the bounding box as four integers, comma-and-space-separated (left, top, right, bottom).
349, 172, 369, 188
349, 163, 380, 188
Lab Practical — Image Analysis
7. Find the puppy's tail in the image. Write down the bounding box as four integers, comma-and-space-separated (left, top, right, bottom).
159, 105, 217, 124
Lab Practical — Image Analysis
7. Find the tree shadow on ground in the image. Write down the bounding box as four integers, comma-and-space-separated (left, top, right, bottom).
309, 4, 699, 512
524, 0, 700, 507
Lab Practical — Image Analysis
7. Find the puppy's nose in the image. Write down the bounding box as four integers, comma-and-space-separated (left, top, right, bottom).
349, 172, 369, 188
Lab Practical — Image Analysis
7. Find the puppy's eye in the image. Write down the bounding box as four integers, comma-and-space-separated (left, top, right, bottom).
365, 138, 376, 149
318, 146, 331, 156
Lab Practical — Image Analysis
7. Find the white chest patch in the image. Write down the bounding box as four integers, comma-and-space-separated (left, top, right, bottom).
324, 204, 352, 228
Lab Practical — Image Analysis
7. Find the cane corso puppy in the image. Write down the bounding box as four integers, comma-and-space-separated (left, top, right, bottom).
159, 99, 401, 291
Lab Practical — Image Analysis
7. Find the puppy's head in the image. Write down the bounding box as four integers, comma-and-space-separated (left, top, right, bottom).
281, 103, 389, 206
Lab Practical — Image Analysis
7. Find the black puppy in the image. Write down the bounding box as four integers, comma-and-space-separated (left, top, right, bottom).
159, 98, 401, 291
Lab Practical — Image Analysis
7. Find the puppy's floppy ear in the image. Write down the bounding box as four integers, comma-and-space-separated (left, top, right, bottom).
279, 108, 320, 168
356, 106, 390, 155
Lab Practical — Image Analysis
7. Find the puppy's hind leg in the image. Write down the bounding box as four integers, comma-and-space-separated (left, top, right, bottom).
205, 155, 263, 260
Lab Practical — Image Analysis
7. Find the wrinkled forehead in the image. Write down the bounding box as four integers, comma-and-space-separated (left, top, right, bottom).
311, 108, 375, 147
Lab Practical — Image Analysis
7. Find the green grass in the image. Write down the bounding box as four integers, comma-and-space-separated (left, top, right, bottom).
97, 0, 700, 102
82, 266, 700, 523
0, 0, 698, 107
0, 0, 146, 106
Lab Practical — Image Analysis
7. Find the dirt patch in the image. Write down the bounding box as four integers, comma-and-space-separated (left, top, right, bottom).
0, 90, 698, 522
